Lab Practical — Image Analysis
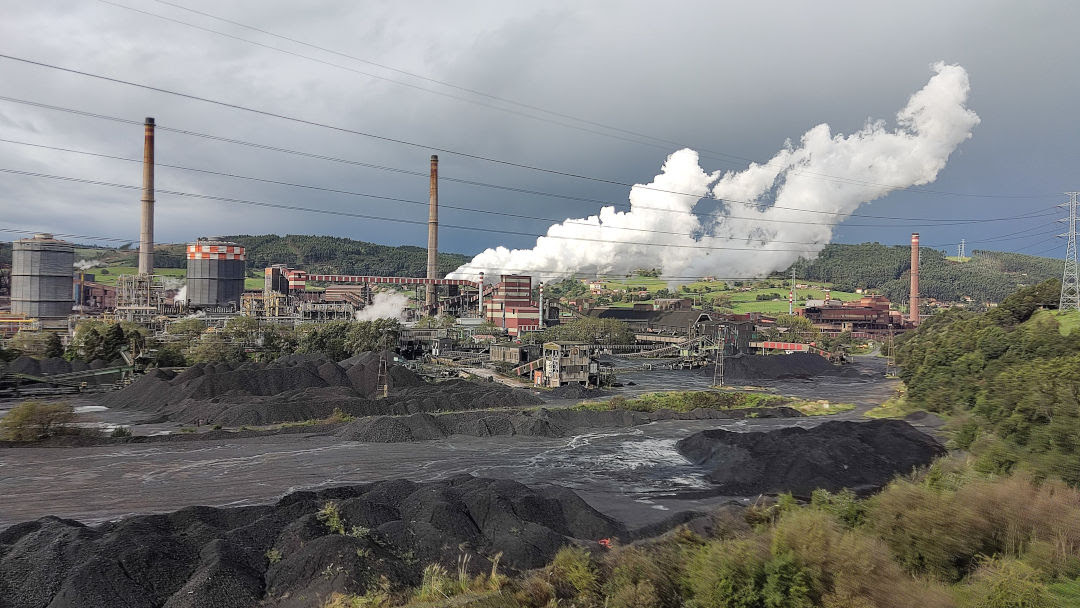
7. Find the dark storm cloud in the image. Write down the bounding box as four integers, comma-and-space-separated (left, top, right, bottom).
0, 0, 1077, 259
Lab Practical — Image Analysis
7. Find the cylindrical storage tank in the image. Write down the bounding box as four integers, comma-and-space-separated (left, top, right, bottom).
185, 238, 246, 308
11, 233, 75, 320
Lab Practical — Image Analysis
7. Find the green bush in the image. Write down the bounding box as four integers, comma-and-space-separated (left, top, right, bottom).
0, 400, 76, 441
959, 558, 1058, 608
550, 546, 599, 602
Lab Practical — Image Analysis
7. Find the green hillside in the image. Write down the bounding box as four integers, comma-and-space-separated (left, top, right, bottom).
792, 243, 1060, 303
223, 234, 469, 277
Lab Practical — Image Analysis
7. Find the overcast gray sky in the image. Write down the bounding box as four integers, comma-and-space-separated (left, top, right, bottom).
1, 0, 1077, 262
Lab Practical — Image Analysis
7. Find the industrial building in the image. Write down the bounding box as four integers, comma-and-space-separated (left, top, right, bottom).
10, 233, 74, 327
185, 238, 246, 309
484, 275, 541, 336
539, 342, 600, 387
799, 294, 906, 337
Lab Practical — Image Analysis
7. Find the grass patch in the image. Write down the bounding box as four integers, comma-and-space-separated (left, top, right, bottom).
86, 266, 186, 286
1049, 578, 1080, 604
864, 389, 922, 419
575, 390, 853, 416
1052, 309, 1080, 336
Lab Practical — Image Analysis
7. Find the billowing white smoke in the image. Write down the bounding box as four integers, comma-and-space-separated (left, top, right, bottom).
355, 291, 409, 321
449, 63, 979, 284
175, 285, 187, 303
74, 259, 102, 270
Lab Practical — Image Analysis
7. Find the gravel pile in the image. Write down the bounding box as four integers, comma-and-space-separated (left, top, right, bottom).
696, 353, 856, 380
676, 419, 945, 497
0, 476, 627, 608
101, 352, 542, 426
0, 355, 122, 386
336, 405, 803, 443
543, 384, 609, 400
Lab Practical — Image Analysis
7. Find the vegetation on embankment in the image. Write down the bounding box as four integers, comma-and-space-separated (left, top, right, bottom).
327, 461, 1080, 608
574, 390, 855, 416
897, 278, 1080, 484
863, 387, 927, 419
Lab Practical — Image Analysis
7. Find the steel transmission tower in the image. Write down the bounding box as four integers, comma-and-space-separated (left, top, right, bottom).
958, 238, 965, 260
1060, 192, 1080, 311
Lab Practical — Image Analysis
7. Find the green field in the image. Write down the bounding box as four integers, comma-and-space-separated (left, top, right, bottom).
592, 275, 866, 314
83, 266, 186, 286
727, 286, 862, 314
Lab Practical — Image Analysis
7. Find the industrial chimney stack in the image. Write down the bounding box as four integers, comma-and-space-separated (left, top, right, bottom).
910, 232, 920, 326
426, 155, 438, 309
138, 117, 156, 275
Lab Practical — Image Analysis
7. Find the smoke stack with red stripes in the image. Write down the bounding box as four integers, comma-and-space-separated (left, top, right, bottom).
426, 155, 439, 309
138, 117, 155, 275
910, 232, 920, 326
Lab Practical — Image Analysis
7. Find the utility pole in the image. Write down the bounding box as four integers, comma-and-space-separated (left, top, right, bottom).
1060, 192, 1080, 311
958, 238, 965, 260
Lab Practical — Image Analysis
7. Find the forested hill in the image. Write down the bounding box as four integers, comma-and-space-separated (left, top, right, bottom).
223, 234, 470, 277
790, 243, 1061, 303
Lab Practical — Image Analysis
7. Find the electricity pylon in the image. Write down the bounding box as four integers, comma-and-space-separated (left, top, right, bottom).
1060, 192, 1080, 311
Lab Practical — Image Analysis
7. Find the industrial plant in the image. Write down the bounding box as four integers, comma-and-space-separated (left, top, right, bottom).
0, 115, 929, 397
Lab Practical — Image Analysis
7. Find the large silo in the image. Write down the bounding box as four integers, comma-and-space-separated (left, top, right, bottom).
185, 238, 246, 308
11, 233, 75, 320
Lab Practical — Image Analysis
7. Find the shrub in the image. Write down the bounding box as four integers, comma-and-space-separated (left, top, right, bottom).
110, 426, 132, 438
603, 546, 670, 608
415, 563, 455, 602
865, 480, 994, 582
317, 501, 345, 535
550, 545, 599, 602
960, 558, 1058, 608
685, 537, 769, 608
0, 400, 76, 441
265, 548, 282, 564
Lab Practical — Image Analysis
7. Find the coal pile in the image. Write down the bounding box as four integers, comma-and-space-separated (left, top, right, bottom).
0, 355, 122, 385
700, 353, 853, 380
336, 405, 802, 443
0, 476, 625, 608
543, 383, 609, 400
100, 352, 542, 426
676, 419, 945, 497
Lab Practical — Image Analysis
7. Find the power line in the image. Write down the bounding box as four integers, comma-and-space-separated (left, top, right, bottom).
1, 165, 1063, 257
0, 97, 1061, 230
107, 0, 1056, 201
0, 223, 1063, 280
0, 167, 839, 253
1, 137, 1060, 244
0, 54, 1059, 225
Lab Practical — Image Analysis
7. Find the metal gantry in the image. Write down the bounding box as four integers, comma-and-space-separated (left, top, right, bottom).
1060, 192, 1080, 311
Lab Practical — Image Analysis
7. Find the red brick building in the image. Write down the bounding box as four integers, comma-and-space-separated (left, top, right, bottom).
484, 275, 540, 336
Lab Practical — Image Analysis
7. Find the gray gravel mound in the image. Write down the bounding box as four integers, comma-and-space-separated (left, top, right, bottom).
336, 405, 803, 443
697, 353, 853, 380
676, 419, 945, 497
0, 476, 626, 608
100, 351, 542, 426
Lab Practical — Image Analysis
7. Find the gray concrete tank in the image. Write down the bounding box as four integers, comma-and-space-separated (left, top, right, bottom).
185, 238, 246, 308
11, 233, 75, 320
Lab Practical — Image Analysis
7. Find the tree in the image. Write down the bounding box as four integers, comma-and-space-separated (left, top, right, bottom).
189, 334, 248, 364
43, 333, 64, 359
0, 401, 76, 441
99, 323, 127, 362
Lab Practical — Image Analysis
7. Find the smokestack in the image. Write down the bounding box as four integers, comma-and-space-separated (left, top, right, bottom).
910, 233, 920, 326
426, 155, 438, 309
138, 117, 155, 275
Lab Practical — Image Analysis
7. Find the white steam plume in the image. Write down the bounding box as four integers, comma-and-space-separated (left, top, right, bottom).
355, 291, 409, 321
449, 63, 979, 284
